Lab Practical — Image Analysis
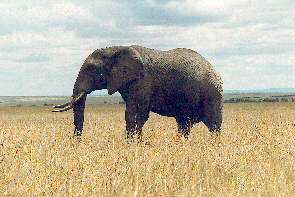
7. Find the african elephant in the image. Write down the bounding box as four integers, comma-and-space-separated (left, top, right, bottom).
53, 45, 223, 139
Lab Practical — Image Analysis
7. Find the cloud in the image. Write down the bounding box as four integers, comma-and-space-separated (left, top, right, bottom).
165, 0, 249, 17
0, 0, 294, 95
0, 1, 93, 35
124, 0, 230, 26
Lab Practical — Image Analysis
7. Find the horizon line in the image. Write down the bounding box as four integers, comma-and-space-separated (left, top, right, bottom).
0, 88, 295, 97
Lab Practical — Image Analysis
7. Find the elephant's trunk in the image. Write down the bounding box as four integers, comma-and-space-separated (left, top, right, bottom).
52, 91, 87, 135
73, 94, 86, 135
52, 63, 97, 135
71, 71, 90, 134
52, 92, 86, 112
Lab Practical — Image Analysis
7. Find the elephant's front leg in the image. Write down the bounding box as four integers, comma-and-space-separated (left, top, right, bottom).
125, 101, 150, 141
175, 116, 192, 138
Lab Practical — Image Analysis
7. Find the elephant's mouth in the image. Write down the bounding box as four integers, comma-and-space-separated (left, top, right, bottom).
52, 92, 86, 112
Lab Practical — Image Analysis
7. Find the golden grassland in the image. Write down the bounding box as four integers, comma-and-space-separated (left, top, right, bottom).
0, 103, 294, 196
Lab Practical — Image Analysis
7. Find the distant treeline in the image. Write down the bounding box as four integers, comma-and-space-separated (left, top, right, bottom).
224, 97, 295, 103
6, 96, 295, 107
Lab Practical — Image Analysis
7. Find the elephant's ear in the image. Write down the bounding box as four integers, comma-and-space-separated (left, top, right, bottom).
106, 47, 144, 95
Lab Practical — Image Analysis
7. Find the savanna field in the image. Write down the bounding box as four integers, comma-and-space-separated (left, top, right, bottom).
0, 103, 294, 196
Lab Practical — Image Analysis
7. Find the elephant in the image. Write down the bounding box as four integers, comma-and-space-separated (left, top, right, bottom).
53, 45, 223, 140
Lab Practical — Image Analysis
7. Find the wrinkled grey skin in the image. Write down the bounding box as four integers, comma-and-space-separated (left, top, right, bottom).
56, 45, 223, 139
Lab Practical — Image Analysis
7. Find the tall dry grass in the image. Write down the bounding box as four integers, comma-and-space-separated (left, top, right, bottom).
0, 103, 294, 196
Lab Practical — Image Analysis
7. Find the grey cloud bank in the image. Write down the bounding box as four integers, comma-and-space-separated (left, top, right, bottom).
0, 0, 294, 96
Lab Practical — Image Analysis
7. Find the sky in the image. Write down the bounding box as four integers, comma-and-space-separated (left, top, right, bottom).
0, 0, 294, 96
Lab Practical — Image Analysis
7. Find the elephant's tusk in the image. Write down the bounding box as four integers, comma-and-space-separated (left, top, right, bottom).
52, 104, 73, 112
52, 92, 86, 110
72, 92, 86, 104
53, 101, 72, 108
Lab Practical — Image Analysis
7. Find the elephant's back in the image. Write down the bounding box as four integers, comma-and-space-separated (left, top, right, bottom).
131, 45, 223, 93
132, 45, 216, 77
162, 48, 215, 77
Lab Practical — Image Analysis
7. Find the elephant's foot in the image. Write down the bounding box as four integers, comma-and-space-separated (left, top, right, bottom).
74, 128, 83, 136
209, 128, 221, 137
173, 133, 189, 142
178, 132, 190, 139
126, 130, 143, 143
207, 122, 222, 134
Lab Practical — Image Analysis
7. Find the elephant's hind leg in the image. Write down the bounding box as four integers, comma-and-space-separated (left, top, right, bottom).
125, 109, 149, 141
175, 116, 192, 138
191, 113, 201, 126
202, 101, 222, 133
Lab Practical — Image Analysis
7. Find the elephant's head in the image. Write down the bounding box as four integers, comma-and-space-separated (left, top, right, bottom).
52, 46, 144, 135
